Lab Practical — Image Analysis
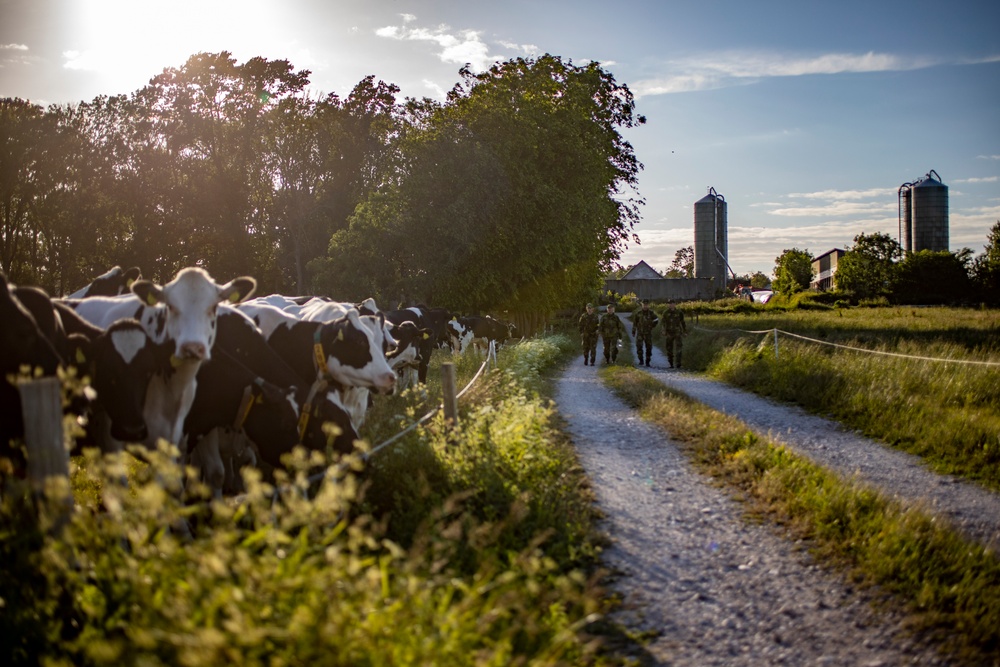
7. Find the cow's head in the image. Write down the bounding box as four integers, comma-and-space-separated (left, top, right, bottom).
132, 268, 256, 362
319, 309, 397, 394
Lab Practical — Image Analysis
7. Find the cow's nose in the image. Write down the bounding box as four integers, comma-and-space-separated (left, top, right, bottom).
180, 341, 207, 360
376, 372, 397, 394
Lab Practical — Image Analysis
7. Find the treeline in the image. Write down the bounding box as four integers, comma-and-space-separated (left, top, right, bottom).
0, 51, 643, 318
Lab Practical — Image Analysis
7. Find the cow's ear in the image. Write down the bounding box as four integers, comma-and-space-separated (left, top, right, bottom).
66, 333, 91, 369
220, 277, 257, 304
124, 266, 142, 287
132, 280, 162, 306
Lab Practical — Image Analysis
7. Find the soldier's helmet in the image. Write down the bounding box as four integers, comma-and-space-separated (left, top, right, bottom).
642, 298, 650, 304
607, 302, 615, 309
586, 303, 594, 309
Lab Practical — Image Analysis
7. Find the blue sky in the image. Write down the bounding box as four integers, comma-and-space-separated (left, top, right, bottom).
2, 0, 998, 277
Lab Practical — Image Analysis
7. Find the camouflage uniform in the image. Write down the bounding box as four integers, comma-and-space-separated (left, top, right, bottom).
599, 308, 627, 364
661, 305, 687, 368
578, 306, 599, 365
631, 304, 659, 367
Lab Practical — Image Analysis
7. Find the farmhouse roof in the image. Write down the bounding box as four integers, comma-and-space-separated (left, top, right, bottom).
621, 260, 663, 280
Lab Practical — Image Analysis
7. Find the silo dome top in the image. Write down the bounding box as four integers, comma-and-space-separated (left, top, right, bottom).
913, 170, 945, 188
696, 191, 724, 203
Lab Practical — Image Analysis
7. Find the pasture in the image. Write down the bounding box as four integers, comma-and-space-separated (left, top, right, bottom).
678, 304, 1000, 491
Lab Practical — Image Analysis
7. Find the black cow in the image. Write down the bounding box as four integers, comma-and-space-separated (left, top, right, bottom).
385, 308, 438, 385
185, 308, 358, 495
1, 274, 62, 468
15, 285, 163, 448
66, 266, 142, 299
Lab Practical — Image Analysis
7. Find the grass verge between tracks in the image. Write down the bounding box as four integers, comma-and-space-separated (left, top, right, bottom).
602, 364, 1000, 665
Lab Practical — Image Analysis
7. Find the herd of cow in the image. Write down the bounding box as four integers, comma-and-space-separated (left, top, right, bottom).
1, 265, 518, 497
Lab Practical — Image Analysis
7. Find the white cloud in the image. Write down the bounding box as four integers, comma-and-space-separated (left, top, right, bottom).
770, 201, 896, 217
1, 44, 29, 51
375, 22, 499, 71
633, 50, 942, 96
785, 188, 895, 200
976, 155, 1000, 160
497, 40, 539, 56
954, 176, 999, 184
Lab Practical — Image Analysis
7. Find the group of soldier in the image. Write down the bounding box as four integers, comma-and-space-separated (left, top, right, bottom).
578, 298, 687, 369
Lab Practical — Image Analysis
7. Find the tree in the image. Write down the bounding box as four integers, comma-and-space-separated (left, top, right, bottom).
316, 55, 645, 322
971, 221, 1000, 305
749, 271, 770, 289
772, 248, 814, 295
666, 246, 693, 278
894, 249, 972, 305
834, 232, 902, 300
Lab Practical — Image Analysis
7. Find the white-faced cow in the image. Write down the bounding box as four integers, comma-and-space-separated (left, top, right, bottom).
67, 266, 142, 299
62, 267, 256, 455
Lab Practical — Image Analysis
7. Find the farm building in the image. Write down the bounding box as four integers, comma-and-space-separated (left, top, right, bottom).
811, 248, 845, 291
604, 260, 716, 301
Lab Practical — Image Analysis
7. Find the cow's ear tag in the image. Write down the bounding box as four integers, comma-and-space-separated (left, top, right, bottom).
146, 292, 158, 306
75, 348, 87, 365
126, 278, 136, 288
422, 333, 430, 340
228, 291, 242, 304
336, 330, 344, 342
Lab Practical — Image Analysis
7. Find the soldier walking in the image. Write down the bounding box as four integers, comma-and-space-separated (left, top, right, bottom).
599, 302, 627, 364
578, 303, 599, 366
631, 298, 658, 367
661, 300, 687, 368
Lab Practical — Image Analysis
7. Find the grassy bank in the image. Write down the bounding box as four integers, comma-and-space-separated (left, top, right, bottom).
602, 365, 1000, 664
677, 305, 1000, 491
1, 336, 612, 666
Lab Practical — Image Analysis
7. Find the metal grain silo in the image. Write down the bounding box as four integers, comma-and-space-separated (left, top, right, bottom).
693, 187, 728, 289
898, 182, 913, 253
911, 170, 948, 252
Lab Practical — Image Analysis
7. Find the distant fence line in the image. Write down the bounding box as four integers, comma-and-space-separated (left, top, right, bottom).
693, 325, 1000, 366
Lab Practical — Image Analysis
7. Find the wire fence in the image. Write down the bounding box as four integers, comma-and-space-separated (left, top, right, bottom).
691, 325, 1000, 367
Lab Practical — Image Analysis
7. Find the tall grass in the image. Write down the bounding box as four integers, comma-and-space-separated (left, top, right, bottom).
0, 335, 611, 666
603, 366, 1000, 664
680, 306, 1000, 490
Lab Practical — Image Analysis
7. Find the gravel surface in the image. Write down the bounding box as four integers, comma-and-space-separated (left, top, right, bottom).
552, 325, 998, 665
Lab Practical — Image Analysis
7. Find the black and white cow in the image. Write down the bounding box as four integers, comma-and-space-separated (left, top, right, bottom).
385, 308, 438, 386
186, 307, 359, 494
67, 266, 142, 299
11, 290, 165, 448
1, 273, 63, 467
62, 267, 256, 454
457, 315, 516, 355
237, 302, 397, 394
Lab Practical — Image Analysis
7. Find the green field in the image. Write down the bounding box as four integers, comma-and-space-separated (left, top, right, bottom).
677, 304, 1000, 490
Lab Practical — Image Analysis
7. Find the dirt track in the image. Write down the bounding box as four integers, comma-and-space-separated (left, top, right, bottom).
552, 328, 996, 665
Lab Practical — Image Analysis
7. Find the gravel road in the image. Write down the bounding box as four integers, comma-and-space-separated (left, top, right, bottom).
553, 325, 999, 665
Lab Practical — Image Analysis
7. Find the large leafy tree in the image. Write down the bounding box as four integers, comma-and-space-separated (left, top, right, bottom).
316, 55, 644, 320
834, 232, 902, 300
772, 248, 814, 295
136, 52, 311, 282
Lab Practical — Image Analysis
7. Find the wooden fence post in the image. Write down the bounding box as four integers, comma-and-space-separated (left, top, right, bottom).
441, 362, 458, 427
18, 376, 73, 529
